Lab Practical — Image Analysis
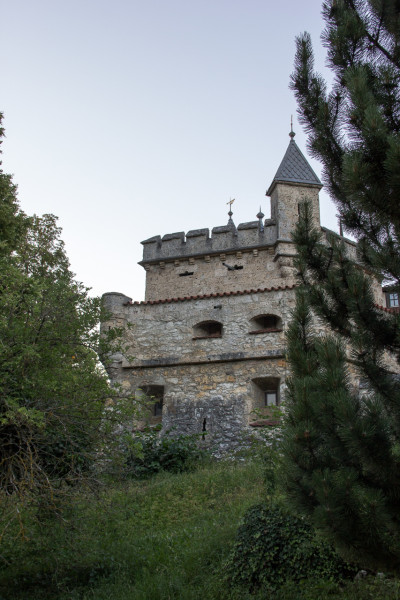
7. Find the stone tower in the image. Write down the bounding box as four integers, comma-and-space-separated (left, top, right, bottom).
101, 131, 354, 452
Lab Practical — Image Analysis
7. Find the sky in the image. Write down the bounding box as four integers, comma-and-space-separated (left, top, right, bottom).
1, 0, 337, 300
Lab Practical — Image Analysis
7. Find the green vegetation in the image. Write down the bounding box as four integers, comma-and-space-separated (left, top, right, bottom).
2, 458, 400, 600
224, 501, 357, 594
0, 460, 265, 600
121, 427, 208, 479
0, 112, 134, 539
283, 0, 400, 573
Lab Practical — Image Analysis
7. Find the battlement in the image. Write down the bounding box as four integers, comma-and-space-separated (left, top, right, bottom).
140, 219, 277, 264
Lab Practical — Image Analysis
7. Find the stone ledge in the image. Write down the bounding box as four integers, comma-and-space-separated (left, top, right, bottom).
121, 350, 285, 369
249, 419, 280, 427
248, 328, 283, 335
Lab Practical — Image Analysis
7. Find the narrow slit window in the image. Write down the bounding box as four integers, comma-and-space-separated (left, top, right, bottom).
179, 270, 194, 277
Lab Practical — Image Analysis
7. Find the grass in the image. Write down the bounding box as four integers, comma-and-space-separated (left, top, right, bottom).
1, 458, 400, 600
0, 459, 265, 600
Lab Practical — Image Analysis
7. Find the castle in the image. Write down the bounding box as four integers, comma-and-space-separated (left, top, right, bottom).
102, 130, 388, 452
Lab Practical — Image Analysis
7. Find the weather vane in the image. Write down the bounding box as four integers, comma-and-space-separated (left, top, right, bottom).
226, 197, 235, 219
290, 115, 295, 138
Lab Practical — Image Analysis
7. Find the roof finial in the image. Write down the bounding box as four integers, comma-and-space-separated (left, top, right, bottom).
257, 205, 265, 232
289, 115, 295, 139
227, 197, 235, 221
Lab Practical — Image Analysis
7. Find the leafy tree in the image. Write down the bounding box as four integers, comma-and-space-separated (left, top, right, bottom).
282, 1, 400, 572
0, 116, 28, 255
0, 113, 132, 535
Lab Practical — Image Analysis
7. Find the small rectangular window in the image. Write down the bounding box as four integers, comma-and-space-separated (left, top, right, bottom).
389, 293, 399, 307
265, 391, 278, 406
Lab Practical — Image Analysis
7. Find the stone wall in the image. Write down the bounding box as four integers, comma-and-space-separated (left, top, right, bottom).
102, 288, 293, 451
142, 247, 298, 301
110, 358, 287, 454
103, 287, 295, 369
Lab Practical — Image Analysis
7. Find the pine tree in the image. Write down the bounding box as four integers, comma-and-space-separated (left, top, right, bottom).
282, 1, 400, 572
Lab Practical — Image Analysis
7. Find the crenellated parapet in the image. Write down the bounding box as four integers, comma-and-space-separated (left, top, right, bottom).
140, 219, 277, 264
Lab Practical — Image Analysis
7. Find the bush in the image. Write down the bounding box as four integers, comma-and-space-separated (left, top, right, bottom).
122, 428, 207, 478
224, 502, 357, 593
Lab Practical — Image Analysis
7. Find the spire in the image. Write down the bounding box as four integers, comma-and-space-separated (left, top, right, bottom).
289, 114, 295, 139
266, 126, 322, 196
257, 206, 265, 232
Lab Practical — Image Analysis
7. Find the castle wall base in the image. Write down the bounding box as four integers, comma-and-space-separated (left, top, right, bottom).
112, 357, 287, 454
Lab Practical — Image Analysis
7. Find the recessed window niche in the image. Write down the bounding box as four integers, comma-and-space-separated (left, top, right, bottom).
249, 314, 282, 334
193, 321, 223, 339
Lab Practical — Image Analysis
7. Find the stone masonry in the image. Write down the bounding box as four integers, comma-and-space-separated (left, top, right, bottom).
101, 130, 387, 453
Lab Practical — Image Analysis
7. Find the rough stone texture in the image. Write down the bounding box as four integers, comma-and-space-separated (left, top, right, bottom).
270, 183, 321, 241
142, 247, 297, 303
103, 288, 293, 368
104, 357, 287, 453
141, 222, 277, 263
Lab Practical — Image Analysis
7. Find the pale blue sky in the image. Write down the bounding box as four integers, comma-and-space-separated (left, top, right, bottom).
2, 0, 336, 299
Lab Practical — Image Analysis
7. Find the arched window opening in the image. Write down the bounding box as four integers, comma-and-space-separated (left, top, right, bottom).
249, 314, 282, 334
193, 320, 222, 339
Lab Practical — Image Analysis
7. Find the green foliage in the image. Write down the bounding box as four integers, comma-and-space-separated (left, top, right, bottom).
0, 114, 28, 255
224, 502, 357, 594
121, 427, 208, 478
271, 576, 400, 600
2, 458, 400, 600
0, 115, 135, 539
283, 269, 400, 571
0, 460, 265, 600
0, 211, 119, 491
284, 0, 400, 573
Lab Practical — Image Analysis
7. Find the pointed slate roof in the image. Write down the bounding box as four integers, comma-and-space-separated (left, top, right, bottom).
266, 131, 322, 196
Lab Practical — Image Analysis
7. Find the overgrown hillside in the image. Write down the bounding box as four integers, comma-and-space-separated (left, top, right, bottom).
2, 456, 400, 600
0, 460, 264, 600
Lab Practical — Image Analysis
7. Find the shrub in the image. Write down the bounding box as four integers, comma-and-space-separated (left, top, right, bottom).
224, 502, 357, 593
122, 428, 207, 478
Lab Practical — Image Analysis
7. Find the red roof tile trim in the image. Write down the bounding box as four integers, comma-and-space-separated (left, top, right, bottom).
375, 304, 400, 314
124, 285, 297, 306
